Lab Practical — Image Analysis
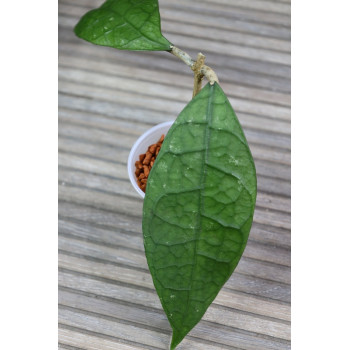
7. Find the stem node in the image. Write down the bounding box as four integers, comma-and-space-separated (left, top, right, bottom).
192, 53, 205, 97
169, 46, 219, 96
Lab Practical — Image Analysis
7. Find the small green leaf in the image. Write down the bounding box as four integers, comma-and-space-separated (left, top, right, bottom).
142, 82, 257, 349
74, 0, 172, 51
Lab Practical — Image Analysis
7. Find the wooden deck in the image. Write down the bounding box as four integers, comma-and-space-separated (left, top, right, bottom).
58, 0, 291, 349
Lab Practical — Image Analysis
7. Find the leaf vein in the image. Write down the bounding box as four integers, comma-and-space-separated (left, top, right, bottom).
103, 4, 168, 48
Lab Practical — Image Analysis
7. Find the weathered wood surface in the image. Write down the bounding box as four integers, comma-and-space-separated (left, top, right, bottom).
58, 0, 291, 349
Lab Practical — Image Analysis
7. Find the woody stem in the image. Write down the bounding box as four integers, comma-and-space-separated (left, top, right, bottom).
169, 46, 219, 97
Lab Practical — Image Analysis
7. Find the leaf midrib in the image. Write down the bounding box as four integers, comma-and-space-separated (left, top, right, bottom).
182, 84, 215, 326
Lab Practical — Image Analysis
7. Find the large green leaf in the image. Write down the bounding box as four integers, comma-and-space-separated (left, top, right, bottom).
74, 0, 172, 51
142, 82, 257, 349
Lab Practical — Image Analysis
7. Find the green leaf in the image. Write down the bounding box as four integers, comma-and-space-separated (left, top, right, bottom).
142, 82, 257, 349
74, 0, 172, 51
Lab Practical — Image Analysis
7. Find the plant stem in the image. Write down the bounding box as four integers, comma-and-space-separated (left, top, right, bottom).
192, 53, 205, 98
169, 46, 219, 97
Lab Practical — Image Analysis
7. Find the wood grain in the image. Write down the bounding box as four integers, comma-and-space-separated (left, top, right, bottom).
58, 0, 290, 348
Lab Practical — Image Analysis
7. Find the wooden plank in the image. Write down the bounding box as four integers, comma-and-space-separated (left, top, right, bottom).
58, 271, 291, 344
225, 272, 290, 303
58, 231, 291, 294
58, 201, 291, 250
58, 107, 291, 151
57, 118, 291, 164
58, 151, 290, 200
58, 18, 289, 77
58, 53, 291, 107
59, 307, 172, 350
68, 0, 292, 18
163, 20, 290, 53
58, 106, 150, 135
58, 172, 291, 225
57, 119, 290, 172
160, 0, 290, 26
197, 0, 290, 15
58, 252, 290, 321
58, 184, 290, 238
57, 67, 291, 122
58, 218, 143, 252
58, 24, 291, 88
58, 74, 290, 122
58, 93, 290, 135
59, 307, 287, 350
60, 286, 291, 342
166, 33, 290, 65
57, 124, 291, 168
58, 214, 290, 267
58, 93, 170, 126
58, 40, 290, 94
59, 328, 157, 350
65, 0, 290, 27
58, 202, 143, 239
58, 4, 290, 53
160, 7, 291, 40
55, 42, 289, 98
58, 240, 290, 305
58, 289, 291, 344
58, 59, 291, 115
58, 232, 290, 285
58, 121, 291, 163
60, 6, 290, 45
58, 209, 290, 267
58, 166, 290, 213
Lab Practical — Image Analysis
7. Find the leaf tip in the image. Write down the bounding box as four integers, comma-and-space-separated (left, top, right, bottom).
170, 330, 186, 350
170, 337, 178, 350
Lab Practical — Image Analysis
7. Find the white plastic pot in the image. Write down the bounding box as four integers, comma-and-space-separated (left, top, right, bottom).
127, 120, 174, 199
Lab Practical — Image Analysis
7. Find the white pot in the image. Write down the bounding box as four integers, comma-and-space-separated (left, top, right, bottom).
127, 120, 174, 198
